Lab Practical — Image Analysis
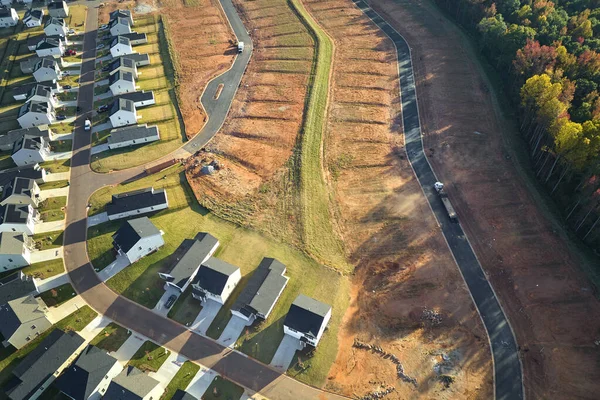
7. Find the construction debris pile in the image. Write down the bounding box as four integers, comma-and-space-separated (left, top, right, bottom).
355, 386, 396, 400
421, 307, 442, 326
353, 339, 418, 387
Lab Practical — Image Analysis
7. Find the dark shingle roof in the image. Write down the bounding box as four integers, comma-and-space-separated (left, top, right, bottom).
232, 258, 288, 319
115, 91, 154, 104
106, 187, 167, 217
0, 8, 13, 18
104, 365, 159, 400
0, 204, 31, 224
165, 233, 219, 289
54, 345, 119, 400
24, 9, 43, 22
1, 177, 36, 204
108, 124, 158, 145
18, 101, 50, 118
110, 9, 132, 21
119, 53, 150, 66
120, 32, 146, 42
112, 216, 160, 254
284, 295, 331, 337
36, 37, 60, 50
6, 329, 85, 400
110, 98, 134, 115
44, 17, 65, 28
47, 1, 67, 10
109, 70, 134, 85
13, 82, 55, 98
111, 36, 131, 48
193, 257, 239, 296
0, 165, 45, 189
172, 389, 198, 400
0, 272, 37, 306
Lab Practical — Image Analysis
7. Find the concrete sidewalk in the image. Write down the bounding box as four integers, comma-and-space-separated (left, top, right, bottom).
34, 271, 68, 292
45, 171, 70, 181
46, 295, 87, 324
149, 352, 187, 388
91, 143, 109, 155
40, 187, 70, 200
91, 121, 111, 133
97, 254, 130, 281
186, 366, 218, 398
110, 332, 146, 365
36, 220, 66, 234
190, 299, 221, 336
45, 151, 73, 161
94, 91, 113, 101
88, 211, 108, 227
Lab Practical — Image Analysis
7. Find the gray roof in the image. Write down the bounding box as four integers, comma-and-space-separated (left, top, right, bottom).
0, 127, 49, 151
1, 176, 36, 204
0, 204, 32, 224
112, 216, 160, 253
24, 9, 43, 22
54, 345, 119, 400
110, 9, 132, 21
284, 295, 331, 337
0, 272, 37, 306
165, 233, 219, 289
6, 329, 85, 400
37, 37, 61, 50
18, 101, 51, 117
110, 16, 130, 28
115, 91, 153, 104
44, 17, 65, 28
106, 187, 167, 216
120, 32, 146, 42
232, 258, 288, 319
47, 1, 67, 10
109, 70, 134, 85
120, 53, 150, 66
110, 98, 134, 115
172, 390, 198, 400
111, 36, 131, 48
104, 365, 160, 400
0, 232, 27, 255
28, 85, 52, 101
0, 294, 48, 350
0, 166, 45, 190
35, 57, 58, 70
108, 124, 158, 145
110, 56, 134, 71
13, 81, 56, 97
193, 257, 239, 295
0, 8, 13, 18
12, 134, 48, 155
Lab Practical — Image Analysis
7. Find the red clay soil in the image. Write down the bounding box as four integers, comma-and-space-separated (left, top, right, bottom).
302, 0, 492, 398
370, 0, 600, 398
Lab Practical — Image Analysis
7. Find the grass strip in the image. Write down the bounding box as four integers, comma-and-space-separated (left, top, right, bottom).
160, 361, 200, 399
128, 340, 171, 373
90, 322, 131, 352
288, 0, 349, 272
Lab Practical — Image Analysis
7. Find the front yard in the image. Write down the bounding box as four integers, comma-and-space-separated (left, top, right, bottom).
90, 322, 131, 352
21, 258, 64, 280
39, 283, 76, 307
127, 341, 171, 373
38, 196, 67, 222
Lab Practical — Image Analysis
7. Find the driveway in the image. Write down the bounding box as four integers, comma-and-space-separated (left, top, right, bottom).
97, 254, 130, 281
79, 314, 112, 341
29, 247, 63, 264
46, 295, 87, 324
149, 352, 187, 387
190, 299, 221, 335
36, 220, 66, 234
153, 286, 180, 317
217, 315, 248, 348
91, 121, 111, 133
269, 334, 301, 373
186, 367, 218, 398
94, 91, 113, 101
45, 171, 70, 182
39, 187, 70, 200
91, 143, 109, 155
45, 151, 73, 161
87, 211, 108, 227
110, 333, 146, 365
34, 271, 69, 292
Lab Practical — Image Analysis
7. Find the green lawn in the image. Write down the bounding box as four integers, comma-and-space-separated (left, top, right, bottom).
39, 283, 76, 307
202, 376, 244, 400
87, 220, 119, 271
167, 287, 202, 326
38, 196, 67, 222
0, 306, 97, 393
86, 166, 350, 387
41, 158, 71, 173
50, 121, 75, 135
50, 139, 73, 153
66, 5, 88, 28
127, 341, 171, 373
0, 150, 16, 170
94, 84, 109, 96
21, 259, 64, 280
160, 361, 199, 400
57, 91, 78, 102
32, 230, 64, 251
39, 180, 69, 190
90, 322, 131, 352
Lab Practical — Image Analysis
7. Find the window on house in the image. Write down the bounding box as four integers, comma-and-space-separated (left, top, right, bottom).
31, 325, 36, 329
8, 259, 12, 263
138, 246, 142, 250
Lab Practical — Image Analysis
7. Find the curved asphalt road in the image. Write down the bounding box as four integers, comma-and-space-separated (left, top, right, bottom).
350, 1, 523, 399
63, 3, 346, 400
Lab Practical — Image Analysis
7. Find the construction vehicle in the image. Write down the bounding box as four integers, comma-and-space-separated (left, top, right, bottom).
434, 182, 458, 222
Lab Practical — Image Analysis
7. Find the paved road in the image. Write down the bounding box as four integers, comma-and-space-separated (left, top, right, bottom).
62, 3, 346, 400
350, 1, 523, 399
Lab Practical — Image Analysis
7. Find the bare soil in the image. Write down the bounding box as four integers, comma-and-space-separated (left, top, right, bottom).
370, 0, 600, 398
301, 0, 493, 398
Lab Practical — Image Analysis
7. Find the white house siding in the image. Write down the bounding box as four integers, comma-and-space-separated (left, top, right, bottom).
0, 252, 30, 272
25, 19, 42, 28
198, 270, 241, 304
44, 24, 68, 37
12, 149, 46, 167
34, 68, 60, 82
109, 110, 136, 128
110, 25, 131, 37
123, 233, 164, 264
0, 10, 18, 27
13, 93, 28, 101
89, 362, 123, 400
0, 219, 35, 236
283, 309, 331, 347
36, 47, 63, 58
110, 44, 133, 58
107, 203, 168, 221
107, 133, 160, 150
110, 81, 135, 96
133, 98, 155, 107
18, 112, 53, 129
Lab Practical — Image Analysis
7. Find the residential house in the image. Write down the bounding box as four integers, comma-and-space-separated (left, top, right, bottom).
283, 294, 331, 348
1, 177, 41, 207
35, 37, 64, 58
191, 257, 241, 304
17, 101, 55, 128
0, 203, 40, 235
0, 8, 18, 28
116, 91, 155, 108
109, 17, 131, 37
159, 233, 219, 293
110, 36, 133, 58
47, 1, 69, 18
109, 98, 137, 128
44, 17, 68, 37
33, 58, 62, 82
26, 85, 57, 108
11, 134, 50, 167
106, 187, 168, 221
112, 217, 164, 264
172, 390, 197, 400
0, 165, 47, 190
107, 124, 160, 150
0, 272, 38, 306
54, 345, 122, 400
120, 32, 147, 45
109, 70, 135, 95
0, 127, 53, 152
23, 9, 44, 28
13, 80, 60, 102
110, 9, 134, 26
0, 294, 51, 350
231, 258, 289, 323
119, 53, 150, 67
109, 56, 137, 78
27, 36, 43, 52
0, 233, 35, 271
20, 57, 41, 74
104, 366, 161, 400
4, 330, 85, 400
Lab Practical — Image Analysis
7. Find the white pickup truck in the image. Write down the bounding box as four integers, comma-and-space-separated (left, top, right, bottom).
84, 119, 91, 131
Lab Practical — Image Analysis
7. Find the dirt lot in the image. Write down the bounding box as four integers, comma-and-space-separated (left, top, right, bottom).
370, 0, 600, 398
297, 0, 492, 398
186, 0, 316, 244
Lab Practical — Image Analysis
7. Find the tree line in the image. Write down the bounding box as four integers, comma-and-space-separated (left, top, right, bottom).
434, 0, 600, 254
